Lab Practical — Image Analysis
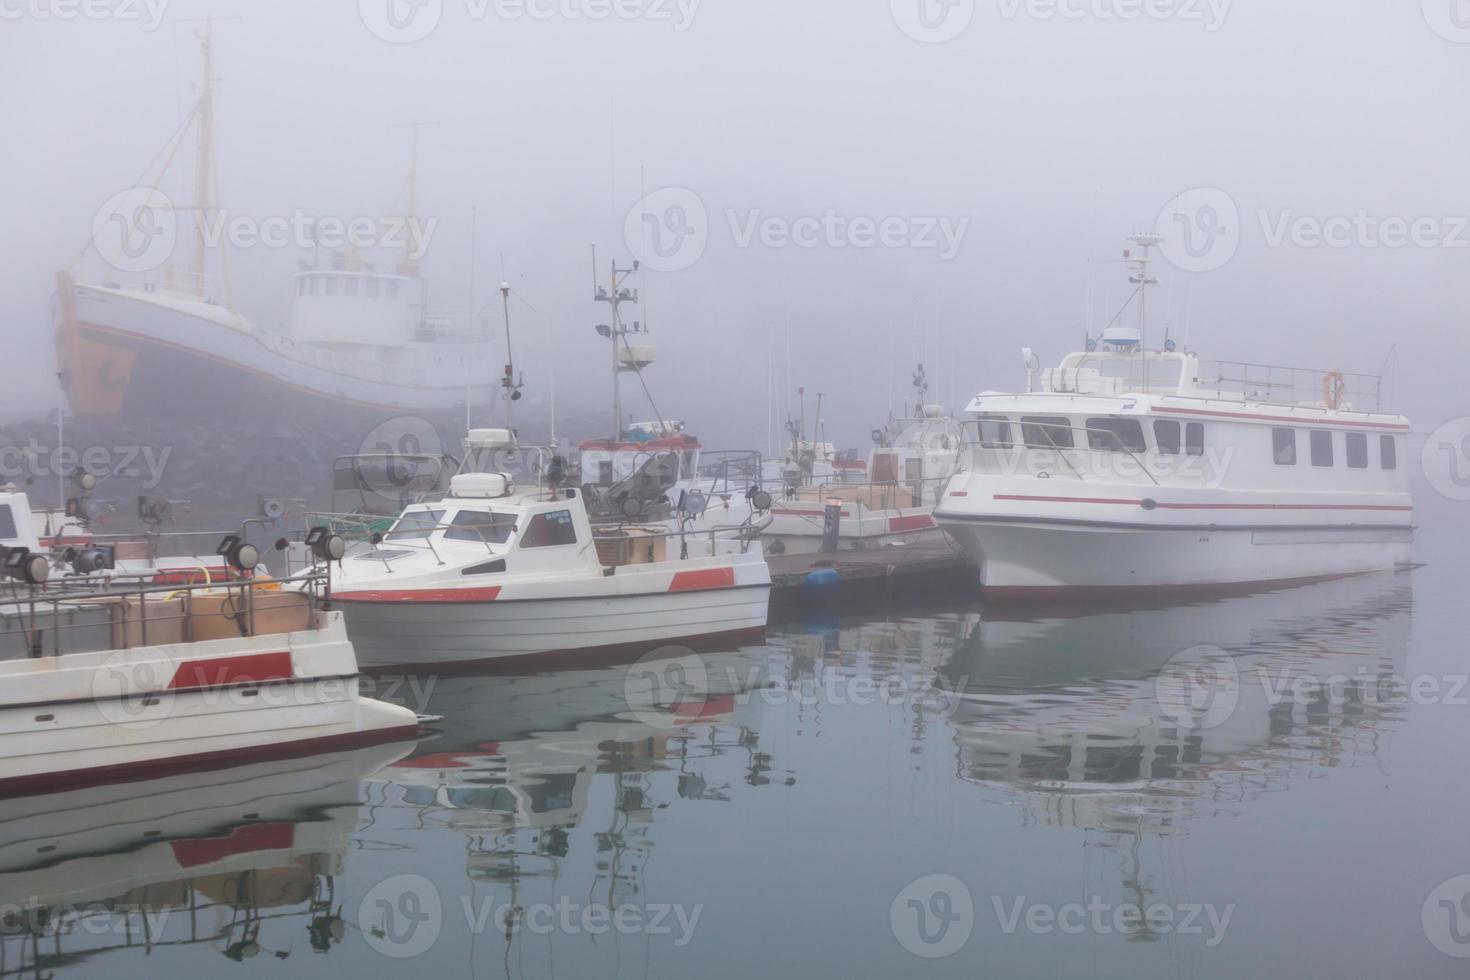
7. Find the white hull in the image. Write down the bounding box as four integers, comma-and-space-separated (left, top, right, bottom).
0, 612, 420, 795
341, 584, 770, 667
943, 518, 1412, 595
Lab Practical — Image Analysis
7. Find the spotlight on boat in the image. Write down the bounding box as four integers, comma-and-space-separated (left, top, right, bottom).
1, 547, 49, 585
749, 489, 773, 512
305, 526, 347, 562
69, 545, 115, 574
595, 323, 612, 338
216, 534, 260, 572
138, 495, 174, 523
620, 496, 645, 520
71, 470, 96, 492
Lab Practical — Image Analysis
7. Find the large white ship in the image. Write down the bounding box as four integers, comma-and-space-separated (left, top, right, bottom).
54, 24, 494, 426
936, 235, 1413, 598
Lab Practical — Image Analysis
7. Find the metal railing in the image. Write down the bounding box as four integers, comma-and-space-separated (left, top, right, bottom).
0, 572, 325, 661
1199, 360, 1384, 412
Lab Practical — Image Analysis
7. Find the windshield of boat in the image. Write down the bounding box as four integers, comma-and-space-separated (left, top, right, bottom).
386, 508, 446, 541
0, 504, 15, 541
443, 510, 518, 544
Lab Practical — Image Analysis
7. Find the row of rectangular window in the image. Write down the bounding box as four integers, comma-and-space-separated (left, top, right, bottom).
297, 276, 401, 300
977, 416, 1202, 456
1273, 428, 1396, 470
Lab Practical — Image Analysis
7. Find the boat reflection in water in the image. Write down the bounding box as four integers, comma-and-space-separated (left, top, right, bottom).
942, 572, 1413, 835
0, 741, 415, 972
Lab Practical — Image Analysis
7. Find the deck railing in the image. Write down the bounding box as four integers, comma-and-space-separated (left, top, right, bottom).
1198, 360, 1385, 412
0, 572, 325, 660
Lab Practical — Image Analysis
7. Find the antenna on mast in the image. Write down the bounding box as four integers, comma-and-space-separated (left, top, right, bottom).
499, 281, 523, 433
592, 251, 651, 441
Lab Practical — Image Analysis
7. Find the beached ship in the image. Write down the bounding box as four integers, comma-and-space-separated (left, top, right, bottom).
54, 24, 493, 426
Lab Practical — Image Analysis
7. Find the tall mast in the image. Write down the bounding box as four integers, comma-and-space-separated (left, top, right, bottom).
1126, 233, 1160, 350
592, 251, 645, 441
192, 19, 215, 298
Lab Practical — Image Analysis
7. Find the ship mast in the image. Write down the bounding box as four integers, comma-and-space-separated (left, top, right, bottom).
1126, 233, 1160, 350
192, 20, 215, 298
591, 248, 648, 441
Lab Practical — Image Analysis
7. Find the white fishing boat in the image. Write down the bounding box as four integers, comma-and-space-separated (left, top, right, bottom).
936, 235, 1413, 598
762, 368, 962, 555
55, 24, 492, 426
326, 429, 772, 669
0, 524, 420, 796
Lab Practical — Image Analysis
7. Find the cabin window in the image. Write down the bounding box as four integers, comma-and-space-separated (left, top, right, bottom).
445, 510, 516, 544
0, 504, 15, 539
1310, 430, 1334, 467
977, 416, 1013, 449
1185, 423, 1205, 457
1273, 428, 1297, 465
598, 461, 614, 486
345, 278, 359, 297
1381, 435, 1398, 470
1085, 418, 1146, 453
1154, 420, 1181, 455
367, 279, 381, 299
386, 509, 446, 540
388, 282, 399, 300
1346, 432, 1368, 469
520, 510, 577, 548
325, 277, 338, 296
1021, 416, 1074, 450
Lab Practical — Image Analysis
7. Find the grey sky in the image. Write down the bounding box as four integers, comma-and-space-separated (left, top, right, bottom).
2, 0, 1467, 447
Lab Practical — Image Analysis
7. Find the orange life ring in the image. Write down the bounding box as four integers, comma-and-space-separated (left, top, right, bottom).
1323, 370, 1346, 410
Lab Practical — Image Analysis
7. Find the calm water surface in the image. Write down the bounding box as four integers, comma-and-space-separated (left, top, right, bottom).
3, 500, 1467, 978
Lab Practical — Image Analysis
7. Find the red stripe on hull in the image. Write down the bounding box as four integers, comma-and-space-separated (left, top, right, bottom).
888, 514, 938, 533
668, 567, 737, 592
992, 494, 1412, 513
334, 586, 503, 603
0, 724, 421, 800
168, 651, 294, 690
172, 821, 296, 868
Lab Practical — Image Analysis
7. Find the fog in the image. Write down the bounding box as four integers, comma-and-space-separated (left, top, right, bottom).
3, 0, 1468, 452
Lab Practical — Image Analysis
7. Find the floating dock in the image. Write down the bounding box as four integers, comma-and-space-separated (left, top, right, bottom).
767, 541, 976, 617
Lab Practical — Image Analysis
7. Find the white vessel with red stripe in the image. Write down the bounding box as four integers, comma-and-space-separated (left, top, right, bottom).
0, 574, 420, 797
328, 429, 771, 669
935, 236, 1413, 598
